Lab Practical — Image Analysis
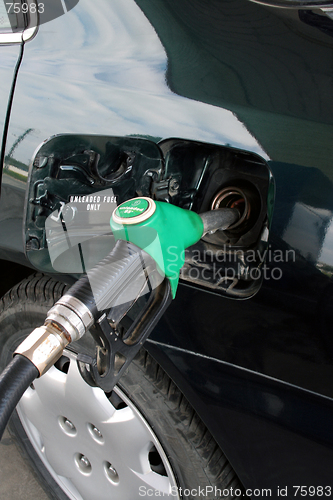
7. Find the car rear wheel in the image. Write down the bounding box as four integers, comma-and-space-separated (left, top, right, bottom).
0, 274, 243, 499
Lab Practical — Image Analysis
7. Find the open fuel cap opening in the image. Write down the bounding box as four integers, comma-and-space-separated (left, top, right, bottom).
112, 197, 156, 225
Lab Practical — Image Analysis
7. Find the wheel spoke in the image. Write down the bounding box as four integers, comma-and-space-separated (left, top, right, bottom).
101, 406, 153, 473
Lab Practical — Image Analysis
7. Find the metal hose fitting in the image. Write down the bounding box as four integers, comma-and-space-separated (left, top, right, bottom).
14, 323, 70, 377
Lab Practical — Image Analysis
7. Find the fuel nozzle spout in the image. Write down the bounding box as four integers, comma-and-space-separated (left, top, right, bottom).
111, 197, 241, 297
199, 208, 241, 236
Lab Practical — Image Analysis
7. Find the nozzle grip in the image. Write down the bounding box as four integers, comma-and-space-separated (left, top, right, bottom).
47, 240, 158, 341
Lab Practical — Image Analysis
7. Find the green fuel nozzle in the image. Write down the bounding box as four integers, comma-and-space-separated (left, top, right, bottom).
0, 196, 240, 431
110, 197, 240, 298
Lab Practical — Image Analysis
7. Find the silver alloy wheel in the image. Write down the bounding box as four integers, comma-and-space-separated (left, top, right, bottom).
16, 351, 180, 500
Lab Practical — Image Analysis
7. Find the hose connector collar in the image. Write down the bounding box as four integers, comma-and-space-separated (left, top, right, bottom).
14, 323, 70, 377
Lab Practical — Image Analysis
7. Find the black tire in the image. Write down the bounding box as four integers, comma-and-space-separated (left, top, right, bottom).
0, 274, 244, 500
0, 274, 70, 500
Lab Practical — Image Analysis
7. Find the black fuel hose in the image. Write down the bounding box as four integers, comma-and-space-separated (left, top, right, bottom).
0, 355, 38, 440
64, 239, 156, 317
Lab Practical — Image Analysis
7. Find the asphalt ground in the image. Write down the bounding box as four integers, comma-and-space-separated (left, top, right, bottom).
0, 427, 49, 499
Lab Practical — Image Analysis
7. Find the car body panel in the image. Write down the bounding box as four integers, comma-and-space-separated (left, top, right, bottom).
0, 44, 22, 162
